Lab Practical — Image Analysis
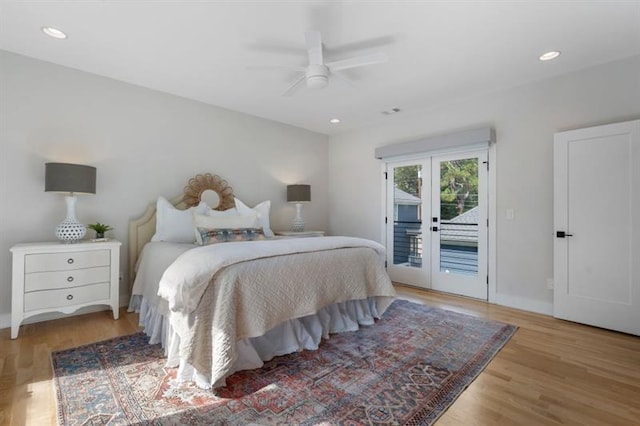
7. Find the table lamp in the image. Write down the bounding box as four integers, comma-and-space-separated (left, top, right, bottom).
45, 162, 96, 243
287, 184, 311, 232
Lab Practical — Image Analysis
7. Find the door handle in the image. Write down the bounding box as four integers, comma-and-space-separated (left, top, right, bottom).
556, 231, 573, 238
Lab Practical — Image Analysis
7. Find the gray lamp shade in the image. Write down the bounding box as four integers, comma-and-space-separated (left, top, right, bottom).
287, 184, 311, 203
45, 163, 96, 194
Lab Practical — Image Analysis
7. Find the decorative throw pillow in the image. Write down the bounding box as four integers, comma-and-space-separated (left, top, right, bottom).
234, 198, 274, 237
151, 196, 209, 243
206, 207, 240, 217
197, 227, 267, 245
192, 211, 259, 245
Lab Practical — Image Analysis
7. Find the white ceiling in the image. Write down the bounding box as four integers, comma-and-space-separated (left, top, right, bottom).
1, 1, 639, 135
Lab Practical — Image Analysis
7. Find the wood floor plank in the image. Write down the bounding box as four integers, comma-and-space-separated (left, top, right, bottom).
1, 286, 639, 425
0, 309, 141, 426
394, 285, 640, 425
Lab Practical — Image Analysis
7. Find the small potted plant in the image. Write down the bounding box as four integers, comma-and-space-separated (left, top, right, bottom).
87, 222, 113, 239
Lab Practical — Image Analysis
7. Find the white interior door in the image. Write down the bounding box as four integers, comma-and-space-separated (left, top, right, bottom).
385, 149, 488, 299
554, 119, 640, 335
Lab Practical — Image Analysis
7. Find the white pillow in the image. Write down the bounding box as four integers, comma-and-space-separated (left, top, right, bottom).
192, 211, 258, 245
151, 196, 209, 243
234, 197, 274, 237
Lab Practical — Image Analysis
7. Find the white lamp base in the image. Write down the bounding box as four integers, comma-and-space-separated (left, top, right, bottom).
291, 202, 305, 232
56, 195, 86, 243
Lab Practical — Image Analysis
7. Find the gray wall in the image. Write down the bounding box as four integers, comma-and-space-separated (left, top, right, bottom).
0, 51, 329, 327
327, 55, 640, 314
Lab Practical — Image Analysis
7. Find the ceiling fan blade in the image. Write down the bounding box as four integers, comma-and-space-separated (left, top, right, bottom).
282, 74, 306, 97
331, 71, 355, 88
305, 31, 323, 65
327, 52, 388, 72
330, 35, 397, 56
246, 65, 307, 72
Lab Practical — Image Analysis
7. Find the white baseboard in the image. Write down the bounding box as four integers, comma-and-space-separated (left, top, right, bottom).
0, 293, 131, 331
0, 313, 10, 330
495, 293, 553, 316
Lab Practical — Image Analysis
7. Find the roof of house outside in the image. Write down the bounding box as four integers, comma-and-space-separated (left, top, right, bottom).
448, 206, 479, 224
441, 206, 479, 244
394, 187, 421, 205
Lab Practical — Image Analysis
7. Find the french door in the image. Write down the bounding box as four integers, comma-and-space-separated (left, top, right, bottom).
386, 150, 488, 299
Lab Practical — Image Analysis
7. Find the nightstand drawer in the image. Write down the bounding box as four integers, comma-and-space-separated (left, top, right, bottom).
25, 266, 111, 292
24, 282, 110, 312
25, 250, 110, 273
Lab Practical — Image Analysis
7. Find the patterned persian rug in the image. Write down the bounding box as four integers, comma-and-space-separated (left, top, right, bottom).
52, 300, 516, 425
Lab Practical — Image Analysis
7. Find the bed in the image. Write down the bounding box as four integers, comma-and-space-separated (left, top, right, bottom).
127, 173, 396, 389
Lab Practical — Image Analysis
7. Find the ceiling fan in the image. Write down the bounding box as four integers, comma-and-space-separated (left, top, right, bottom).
252, 31, 388, 96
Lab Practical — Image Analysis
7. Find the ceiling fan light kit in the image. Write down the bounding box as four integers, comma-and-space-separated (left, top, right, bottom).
306, 64, 329, 89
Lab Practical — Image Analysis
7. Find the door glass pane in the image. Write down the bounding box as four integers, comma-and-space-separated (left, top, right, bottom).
393, 165, 422, 267
439, 158, 478, 275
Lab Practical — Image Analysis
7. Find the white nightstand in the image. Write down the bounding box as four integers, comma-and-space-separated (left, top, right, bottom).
10, 240, 121, 339
274, 231, 325, 238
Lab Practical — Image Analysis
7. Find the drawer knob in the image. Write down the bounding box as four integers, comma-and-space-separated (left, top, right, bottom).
66, 294, 74, 301
67, 258, 74, 264
67, 276, 74, 282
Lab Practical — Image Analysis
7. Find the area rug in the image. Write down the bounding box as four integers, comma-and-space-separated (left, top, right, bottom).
52, 300, 516, 425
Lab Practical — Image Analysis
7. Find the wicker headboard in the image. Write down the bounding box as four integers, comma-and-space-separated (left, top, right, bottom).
128, 174, 234, 286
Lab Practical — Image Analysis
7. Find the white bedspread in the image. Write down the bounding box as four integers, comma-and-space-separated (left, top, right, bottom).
168, 244, 394, 388
158, 236, 387, 313
131, 236, 395, 389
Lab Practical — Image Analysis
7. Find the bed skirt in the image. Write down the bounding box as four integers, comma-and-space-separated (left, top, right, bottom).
129, 294, 386, 389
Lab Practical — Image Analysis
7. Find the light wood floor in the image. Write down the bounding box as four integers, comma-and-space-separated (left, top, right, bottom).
1, 285, 639, 425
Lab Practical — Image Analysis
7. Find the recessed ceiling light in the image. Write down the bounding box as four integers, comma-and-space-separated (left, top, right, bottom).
42, 26, 67, 39
539, 51, 561, 61
329, 118, 341, 124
